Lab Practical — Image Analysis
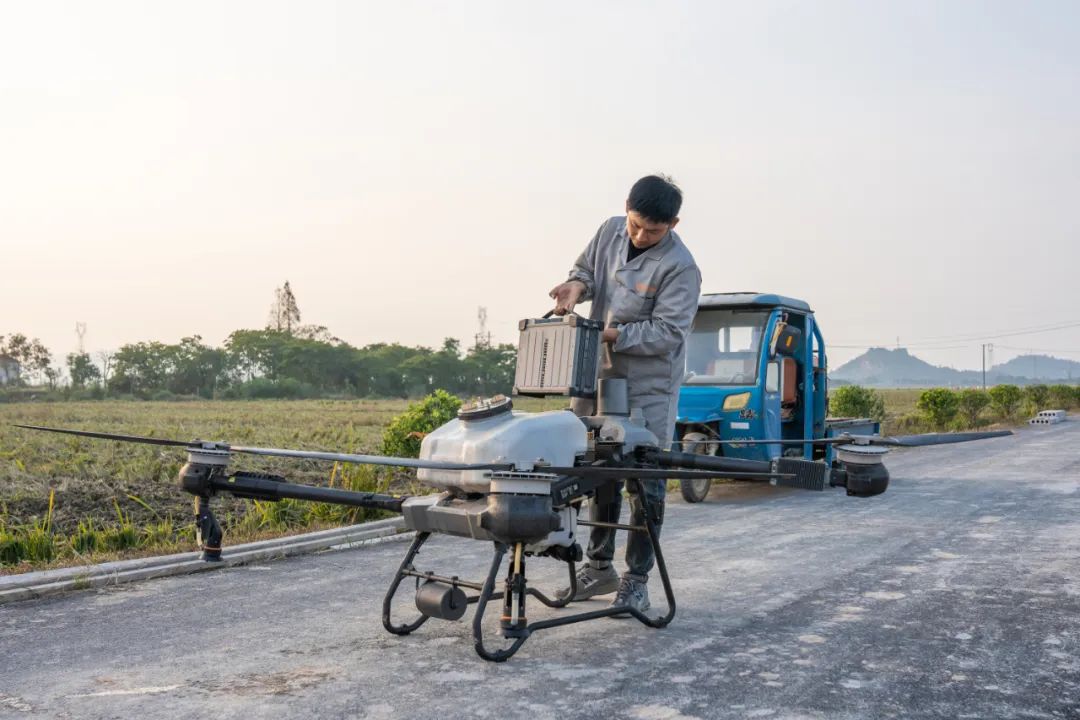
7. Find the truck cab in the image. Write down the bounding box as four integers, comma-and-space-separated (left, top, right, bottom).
675, 293, 877, 501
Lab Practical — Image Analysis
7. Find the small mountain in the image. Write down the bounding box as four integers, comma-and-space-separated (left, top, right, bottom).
830, 349, 1080, 387
991, 354, 1080, 382
831, 348, 966, 387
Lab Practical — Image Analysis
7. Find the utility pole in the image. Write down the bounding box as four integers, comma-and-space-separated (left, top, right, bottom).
474, 307, 492, 349
75, 322, 87, 354
981, 343, 994, 390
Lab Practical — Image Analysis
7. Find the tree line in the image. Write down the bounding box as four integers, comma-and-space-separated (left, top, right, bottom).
2, 282, 519, 400
2, 330, 517, 400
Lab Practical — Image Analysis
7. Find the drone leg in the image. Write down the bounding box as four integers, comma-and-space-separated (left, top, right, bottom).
472, 543, 528, 662
194, 495, 222, 562
382, 531, 433, 635
634, 479, 676, 628
500, 543, 529, 638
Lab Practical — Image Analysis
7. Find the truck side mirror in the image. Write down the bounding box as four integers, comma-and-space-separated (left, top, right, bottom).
772, 324, 803, 358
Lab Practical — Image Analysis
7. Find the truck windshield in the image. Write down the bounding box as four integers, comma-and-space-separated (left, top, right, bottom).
684, 309, 769, 385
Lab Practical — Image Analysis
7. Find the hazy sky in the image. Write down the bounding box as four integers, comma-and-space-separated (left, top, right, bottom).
2, 1, 1077, 371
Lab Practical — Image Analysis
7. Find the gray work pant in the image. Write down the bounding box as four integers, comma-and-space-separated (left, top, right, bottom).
573, 390, 677, 582
586, 477, 666, 580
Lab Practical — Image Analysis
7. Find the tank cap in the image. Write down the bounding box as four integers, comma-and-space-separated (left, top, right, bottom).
458, 394, 514, 421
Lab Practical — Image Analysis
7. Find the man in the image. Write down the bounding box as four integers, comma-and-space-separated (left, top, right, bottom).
549, 174, 701, 613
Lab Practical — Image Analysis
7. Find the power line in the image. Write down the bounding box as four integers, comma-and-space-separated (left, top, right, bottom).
889, 319, 1080, 344
831, 319, 1080, 349
829, 343, 973, 351
996, 344, 1080, 356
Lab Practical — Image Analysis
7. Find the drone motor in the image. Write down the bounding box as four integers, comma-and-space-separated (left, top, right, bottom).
832, 444, 890, 497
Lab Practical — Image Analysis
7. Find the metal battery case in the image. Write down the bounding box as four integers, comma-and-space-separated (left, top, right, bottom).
513, 314, 603, 398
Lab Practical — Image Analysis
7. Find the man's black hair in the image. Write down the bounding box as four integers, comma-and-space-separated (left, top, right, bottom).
627, 174, 682, 224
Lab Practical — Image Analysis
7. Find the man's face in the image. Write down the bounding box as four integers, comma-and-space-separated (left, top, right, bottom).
625, 207, 679, 249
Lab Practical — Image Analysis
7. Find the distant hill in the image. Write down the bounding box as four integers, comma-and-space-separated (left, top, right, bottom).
991, 354, 1080, 382
830, 348, 1080, 387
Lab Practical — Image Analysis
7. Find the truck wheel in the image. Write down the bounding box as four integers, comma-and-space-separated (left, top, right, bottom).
680, 477, 711, 503
679, 431, 714, 503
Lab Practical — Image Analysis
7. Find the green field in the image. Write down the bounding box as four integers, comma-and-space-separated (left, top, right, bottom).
0, 397, 567, 572
0, 390, 983, 572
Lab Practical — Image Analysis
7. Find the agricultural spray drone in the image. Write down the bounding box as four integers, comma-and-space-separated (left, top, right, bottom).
16, 316, 1011, 662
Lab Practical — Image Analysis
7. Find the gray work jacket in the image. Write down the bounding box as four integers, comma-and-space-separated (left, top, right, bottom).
567, 216, 701, 443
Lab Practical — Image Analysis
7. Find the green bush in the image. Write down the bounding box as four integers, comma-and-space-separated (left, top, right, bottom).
917, 388, 960, 430
1047, 385, 1077, 410
0, 526, 56, 565
988, 384, 1023, 420
141, 519, 177, 548
102, 524, 140, 552
102, 500, 142, 552
1023, 384, 1050, 416
828, 385, 886, 422
250, 498, 308, 530
956, 389, 991, 429
71, 517, 100, 554
0, 530, 28, 564
381, 389, 462, 458
21, 527, 56, 563
0, 490, 57, 565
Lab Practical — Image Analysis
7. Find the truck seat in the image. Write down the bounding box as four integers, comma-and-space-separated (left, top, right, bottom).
781, 357, 798, 420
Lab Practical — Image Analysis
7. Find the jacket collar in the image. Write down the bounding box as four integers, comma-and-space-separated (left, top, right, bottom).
617, 219, 675, 267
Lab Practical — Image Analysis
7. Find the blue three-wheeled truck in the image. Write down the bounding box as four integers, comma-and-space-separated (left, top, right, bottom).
676, 293, 879, 502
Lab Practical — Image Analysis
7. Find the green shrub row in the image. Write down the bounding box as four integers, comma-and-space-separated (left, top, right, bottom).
831, 383, 1079, 433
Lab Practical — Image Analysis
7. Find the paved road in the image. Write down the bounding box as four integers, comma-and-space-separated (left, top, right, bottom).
2, 422, 1078, 719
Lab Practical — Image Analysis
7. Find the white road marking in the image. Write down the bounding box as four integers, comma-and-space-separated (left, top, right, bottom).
72, 685, 181, 698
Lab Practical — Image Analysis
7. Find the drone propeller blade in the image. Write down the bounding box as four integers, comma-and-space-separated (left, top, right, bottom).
680, 429, 1014, 449
681, 436, 847, 447
14, 425, 197, 448
228, 445, 514, 472
873, 430, 1013, 447
15, 424, 513, 472
542, 466, 789, 481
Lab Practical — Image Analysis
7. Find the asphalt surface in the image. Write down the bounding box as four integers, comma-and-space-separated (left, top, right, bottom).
2, 422, 1078, 720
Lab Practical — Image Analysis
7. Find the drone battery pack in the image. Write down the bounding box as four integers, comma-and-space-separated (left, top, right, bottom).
513, 314, 603, 398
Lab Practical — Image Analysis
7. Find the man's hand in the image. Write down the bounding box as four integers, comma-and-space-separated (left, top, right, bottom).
548, 280, 587, 315
601, 327, 620, 344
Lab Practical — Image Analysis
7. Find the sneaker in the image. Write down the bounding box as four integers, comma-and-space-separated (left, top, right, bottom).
556, 563, 619, 602
610, 574, 650, 617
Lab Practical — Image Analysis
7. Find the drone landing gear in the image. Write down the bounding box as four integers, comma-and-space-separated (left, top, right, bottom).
381, 502, 676, 662
194, 495, 223, 562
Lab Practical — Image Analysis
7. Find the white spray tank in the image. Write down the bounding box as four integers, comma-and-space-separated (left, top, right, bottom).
417, 396, 588, 494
